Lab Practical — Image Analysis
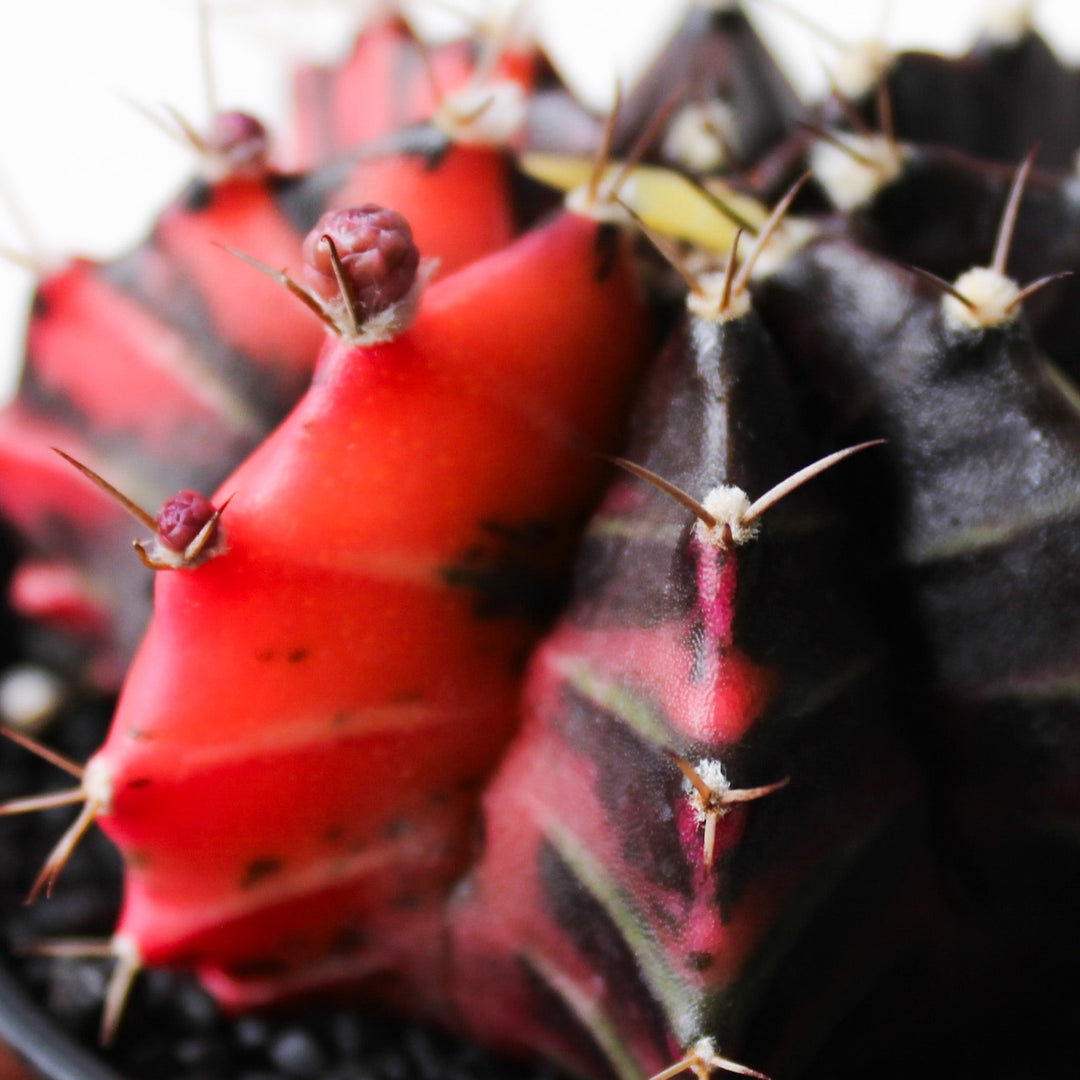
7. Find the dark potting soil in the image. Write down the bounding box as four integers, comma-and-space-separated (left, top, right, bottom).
0, 532, 562, 1080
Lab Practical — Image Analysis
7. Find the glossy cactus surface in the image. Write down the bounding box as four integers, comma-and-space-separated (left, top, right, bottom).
2, 5, 1080, 1080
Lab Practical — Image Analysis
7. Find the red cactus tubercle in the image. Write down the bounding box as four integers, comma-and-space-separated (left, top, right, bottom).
5, 6, 1080, 1080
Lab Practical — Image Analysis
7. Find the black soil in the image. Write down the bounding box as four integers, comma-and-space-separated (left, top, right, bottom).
0, 528, 561, 1080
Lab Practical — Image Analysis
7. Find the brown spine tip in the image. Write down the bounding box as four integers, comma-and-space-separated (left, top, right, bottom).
302, 205, 421, 326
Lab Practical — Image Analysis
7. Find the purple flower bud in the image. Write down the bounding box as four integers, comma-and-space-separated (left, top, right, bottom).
302, 205, 420, 324
157, 491, 217, 552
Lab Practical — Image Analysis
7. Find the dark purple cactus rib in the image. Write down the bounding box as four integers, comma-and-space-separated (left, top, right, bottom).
755, 228, 1080, 985
883, 28, 1080, 170
448, 284, 921, 1080
825, 145, 1080, 374
613, 2, 803, 172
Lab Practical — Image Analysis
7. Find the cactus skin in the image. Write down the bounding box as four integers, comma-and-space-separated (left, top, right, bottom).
755, 227, 1080, 986
882, 27, 1080, 170
86, 209, 655, 1017
9, 8, 1080, 1079
614, 2, 802, 172
446, 295, 915, 1080
0, 28, 534, 686
289, 15, 477, 170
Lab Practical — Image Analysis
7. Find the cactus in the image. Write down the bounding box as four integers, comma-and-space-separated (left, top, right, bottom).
0, 10, 540, 688
2, 4, 1080, 1080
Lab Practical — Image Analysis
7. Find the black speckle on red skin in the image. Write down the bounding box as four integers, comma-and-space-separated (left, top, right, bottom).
279, 934, 312, 957
686, 951, 714, 971
507, 164, 565, 235
417, 136, 452, 172
179, 178, 215, 214
241, 857, 285, 890
592, 223, 621, 283
441, 518, 569, 624
382, 819, 412, 840
328, 926, 365, 955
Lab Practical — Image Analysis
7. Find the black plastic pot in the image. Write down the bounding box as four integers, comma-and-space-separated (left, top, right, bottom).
0, 961, 121, 1080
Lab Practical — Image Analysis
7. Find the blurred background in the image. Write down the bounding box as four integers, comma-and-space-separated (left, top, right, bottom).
0, 0, 1078, 396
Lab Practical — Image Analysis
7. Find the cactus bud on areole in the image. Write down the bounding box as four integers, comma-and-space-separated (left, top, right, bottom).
5, 5, 1080, 1079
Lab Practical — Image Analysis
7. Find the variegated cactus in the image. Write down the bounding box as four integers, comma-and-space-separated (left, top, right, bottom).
2, 4, 1080, 1080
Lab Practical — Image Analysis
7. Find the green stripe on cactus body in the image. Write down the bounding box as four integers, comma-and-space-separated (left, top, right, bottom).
585, 515, 684, 546
558, 658, 675, 752
968, 670, 1080, 703
903, 490, 1080, 564
541, 815, 701, 1044
521, 949, 644, 1080
1041, 358, 1080, 416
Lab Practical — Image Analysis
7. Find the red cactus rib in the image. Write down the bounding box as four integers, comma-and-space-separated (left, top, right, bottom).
75, 209, 654, 1018
0, 35, 530, 684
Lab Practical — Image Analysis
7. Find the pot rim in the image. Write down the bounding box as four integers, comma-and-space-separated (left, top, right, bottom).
0, 957, 123, 1080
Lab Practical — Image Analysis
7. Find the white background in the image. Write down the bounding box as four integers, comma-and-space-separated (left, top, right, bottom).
0, 0, 1079, 397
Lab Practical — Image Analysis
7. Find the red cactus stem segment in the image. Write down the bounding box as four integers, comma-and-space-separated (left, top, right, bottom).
87, 209, 655, 1014
289, 17, 475, 167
